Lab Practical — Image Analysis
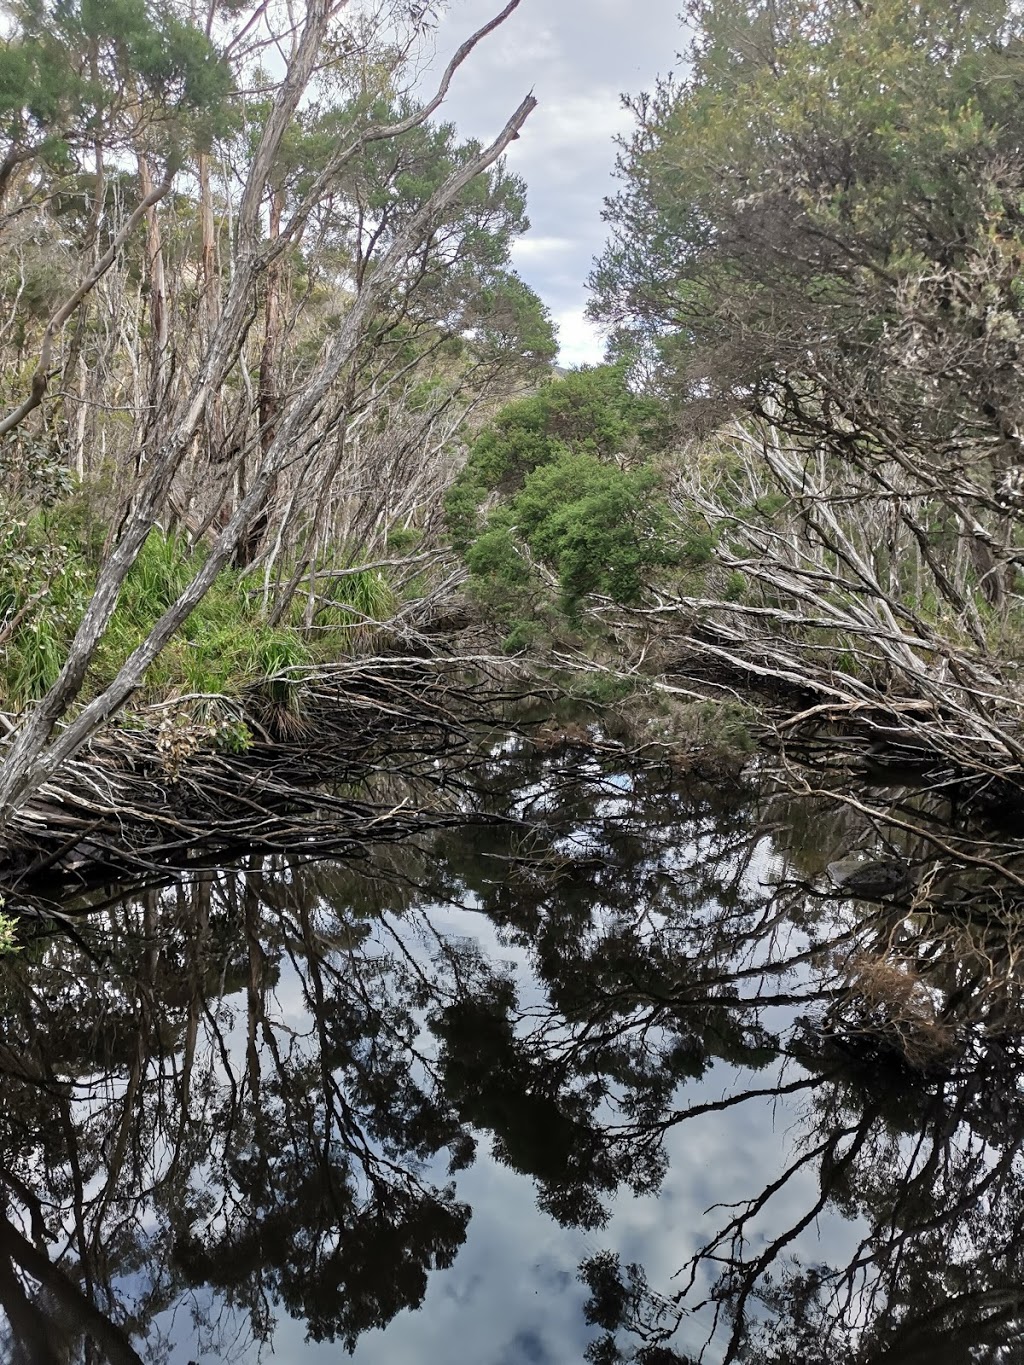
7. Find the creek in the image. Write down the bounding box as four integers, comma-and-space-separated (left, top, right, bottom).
1, 725, 1022, 1365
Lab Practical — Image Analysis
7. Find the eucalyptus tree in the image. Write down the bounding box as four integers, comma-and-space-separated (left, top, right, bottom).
0, 0, 540, 821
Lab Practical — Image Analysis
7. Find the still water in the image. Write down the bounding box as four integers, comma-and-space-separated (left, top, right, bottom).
1, 732, 1022, 1364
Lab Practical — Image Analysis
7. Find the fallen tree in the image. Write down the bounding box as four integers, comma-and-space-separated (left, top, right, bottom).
0, 656, 534, 894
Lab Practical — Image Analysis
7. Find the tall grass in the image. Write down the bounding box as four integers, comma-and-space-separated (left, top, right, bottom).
0, 503, 94, 706
97, 531, 317, 704
0, 516, 408, 718
306, 565, 398, 645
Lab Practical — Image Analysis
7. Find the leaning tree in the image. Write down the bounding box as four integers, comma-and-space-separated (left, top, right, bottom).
590, 0, 1024, 793
0, 0, 541, 822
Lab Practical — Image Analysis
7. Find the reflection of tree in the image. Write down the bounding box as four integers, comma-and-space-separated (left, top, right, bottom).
499, 761, 1024, 1365
418, 743, 1024, 1365
2, 736, 1024, 1364
0, 862, 475, 1362
170, 871, 472, 1351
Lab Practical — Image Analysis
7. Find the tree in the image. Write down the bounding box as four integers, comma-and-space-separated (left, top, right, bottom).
446, 365, 683, 643
589, 0, 1024, 791
0, 0, 540, 823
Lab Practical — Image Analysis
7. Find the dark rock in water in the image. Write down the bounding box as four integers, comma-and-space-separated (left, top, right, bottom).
826, 854, 912, 897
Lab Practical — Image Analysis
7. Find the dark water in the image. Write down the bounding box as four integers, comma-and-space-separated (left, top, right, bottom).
2, 732, 1024, 1365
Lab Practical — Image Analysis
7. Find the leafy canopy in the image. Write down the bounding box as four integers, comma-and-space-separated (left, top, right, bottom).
0, 0, 234, 169
448, 366, 679, 618
590, 0, 1024, 420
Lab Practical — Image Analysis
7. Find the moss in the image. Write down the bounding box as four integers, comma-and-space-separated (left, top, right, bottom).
565, 671, 638, 705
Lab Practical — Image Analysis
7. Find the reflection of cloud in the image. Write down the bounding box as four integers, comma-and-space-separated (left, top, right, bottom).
539, 1265, 572, 1295
241, 1054, 867, 1365
496, 1327, 552, 1365
599, 1061, 869, 1359
259, 1150, 597, 1365
441, 1267, 485, 1304
155, 873, 873, 1365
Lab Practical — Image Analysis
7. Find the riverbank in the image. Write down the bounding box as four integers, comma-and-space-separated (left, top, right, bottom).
4, 521, 1024, 901
0, 658, 526, 894
5, 632, 1024, 902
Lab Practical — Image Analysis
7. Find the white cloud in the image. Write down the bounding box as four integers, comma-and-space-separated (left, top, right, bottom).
527, 90, 633, 152
510, 235, 576, 264
552, 307, 607, 368
416, 1, 683, 362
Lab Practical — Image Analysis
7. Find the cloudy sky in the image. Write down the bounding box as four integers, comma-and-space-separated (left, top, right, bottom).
418, 1, 686, 366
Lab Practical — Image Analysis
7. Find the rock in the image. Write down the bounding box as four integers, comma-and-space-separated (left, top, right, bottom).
826, 854, 912, 897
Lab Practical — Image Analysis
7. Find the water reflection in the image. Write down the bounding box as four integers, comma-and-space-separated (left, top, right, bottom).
1, 736, 1024, 1364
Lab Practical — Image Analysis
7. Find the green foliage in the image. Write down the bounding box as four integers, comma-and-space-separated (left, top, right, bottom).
0, 485, 426, 726
500, 454, 675, 610
305, 565, 398, 644
1, 0, 234, 167
0, 904, 20, 956
0, 497, 95, 706
454, 363, 670, 505
565, 672, 638, 706
579, 0, 1024, 712
684, 699, 758, 757
465, 525, 531, 587
118, 527, 194, 620
591, 0, 1024, 410
385, 527, 422, 555
5, 602, 70, 703
0, 518, 319, 713
0, 431, 74, 505
500, 616, 546, 654
276, 92, 554, 370
465, 270, 558, 367
723, 570, 747, 602
98, 534, 319, 703
449, 366, 701, 633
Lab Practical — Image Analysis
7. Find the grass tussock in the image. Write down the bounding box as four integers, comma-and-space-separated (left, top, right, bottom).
307, 561, 399, 643
0, 508, 401, 722
843, 950, 957, 1069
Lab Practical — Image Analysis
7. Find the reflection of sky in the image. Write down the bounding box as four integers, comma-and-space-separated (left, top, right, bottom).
273, 1155, 596, 1365
160, 1045, 864, 1365
152, 838, 864, 1365
23, 748, 931, 1365
16, 752, 1022, 1365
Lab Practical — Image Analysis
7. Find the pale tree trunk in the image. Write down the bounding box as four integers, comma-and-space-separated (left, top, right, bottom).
136, 150, 170, 404
0, 178, 172, 441
63, 142, 107, 478
237, 186, 285, 567
198, 150, 225, 465
0, 2, 533, 822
